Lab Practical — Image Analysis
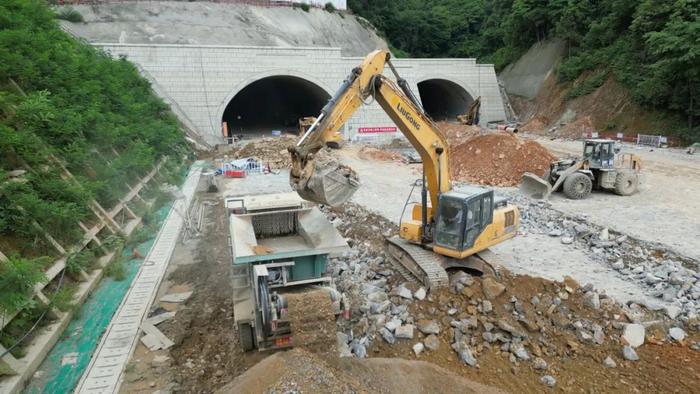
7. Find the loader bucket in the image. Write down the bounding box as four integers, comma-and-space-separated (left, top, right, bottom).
293, 161, 360, 206
519, 172, 552, 200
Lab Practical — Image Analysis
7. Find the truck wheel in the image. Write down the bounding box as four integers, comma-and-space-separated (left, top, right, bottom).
563, 173, 592, 199
239, 323, 255, 351
614, 171, 638, 196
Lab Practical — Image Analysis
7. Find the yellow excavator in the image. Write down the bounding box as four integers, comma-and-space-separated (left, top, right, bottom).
288, 49, 520, 288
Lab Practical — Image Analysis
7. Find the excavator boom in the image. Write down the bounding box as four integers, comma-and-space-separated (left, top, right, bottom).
289, 49, 450, 214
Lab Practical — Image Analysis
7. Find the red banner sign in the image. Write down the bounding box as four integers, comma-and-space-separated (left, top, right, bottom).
358, 126, 397, 134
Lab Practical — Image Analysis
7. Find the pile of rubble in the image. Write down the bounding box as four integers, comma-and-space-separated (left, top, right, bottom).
233, 135, 333, 169
450, 132, 554, 186
509, 192, 700, 324
320, 200, 699, 390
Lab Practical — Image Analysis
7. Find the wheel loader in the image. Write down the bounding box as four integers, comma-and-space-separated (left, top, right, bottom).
287, 49, 520, 290
520, 139, 642, 200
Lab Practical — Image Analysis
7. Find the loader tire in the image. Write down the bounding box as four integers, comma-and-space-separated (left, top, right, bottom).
563, 173, 592, 199
614, 170, 638, 196
239, 323, 255, 351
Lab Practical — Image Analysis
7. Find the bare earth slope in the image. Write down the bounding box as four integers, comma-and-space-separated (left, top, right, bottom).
60, 1, 387, 56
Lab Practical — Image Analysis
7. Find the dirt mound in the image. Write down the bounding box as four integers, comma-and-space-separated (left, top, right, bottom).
436, 121, 481, 146
450, 132, 554, 186
358, 145, 404, 162
217, 348, 503, 394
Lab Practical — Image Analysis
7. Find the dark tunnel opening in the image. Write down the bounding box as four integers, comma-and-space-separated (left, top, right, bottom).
417, 79, 473, 122
222, 76, 330, 138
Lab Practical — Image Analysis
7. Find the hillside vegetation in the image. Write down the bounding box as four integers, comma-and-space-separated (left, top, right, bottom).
0, 0, 187, 339
349, 0, 699, 140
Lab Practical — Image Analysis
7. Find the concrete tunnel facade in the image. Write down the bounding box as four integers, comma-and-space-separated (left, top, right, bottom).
98, 44, 506, 146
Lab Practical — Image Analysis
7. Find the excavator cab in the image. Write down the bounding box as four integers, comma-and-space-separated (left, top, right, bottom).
434, 189, 494, 251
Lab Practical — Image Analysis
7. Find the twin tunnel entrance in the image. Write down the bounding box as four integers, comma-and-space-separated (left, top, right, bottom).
222, 76, 474, 137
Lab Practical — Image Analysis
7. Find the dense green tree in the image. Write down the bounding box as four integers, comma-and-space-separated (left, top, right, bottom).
349, 0, 700, 139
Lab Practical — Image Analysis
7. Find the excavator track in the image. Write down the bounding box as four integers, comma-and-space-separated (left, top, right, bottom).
385, 236, 500, 290
386, 236, 449, 289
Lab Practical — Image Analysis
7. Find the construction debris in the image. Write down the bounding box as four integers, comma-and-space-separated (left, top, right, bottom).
144, 311, 176, 326
140, 323, 175, 351
232, 135, 331, 169
160, 292, 193, 303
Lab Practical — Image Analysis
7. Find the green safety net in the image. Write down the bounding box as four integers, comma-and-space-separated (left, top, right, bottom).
23, 203, 172, 394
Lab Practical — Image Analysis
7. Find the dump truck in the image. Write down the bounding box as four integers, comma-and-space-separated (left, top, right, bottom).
228, 192, 348, 351
520, 139, 642, 200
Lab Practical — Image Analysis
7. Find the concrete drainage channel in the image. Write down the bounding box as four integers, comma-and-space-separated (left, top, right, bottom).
18, 162, 202, 394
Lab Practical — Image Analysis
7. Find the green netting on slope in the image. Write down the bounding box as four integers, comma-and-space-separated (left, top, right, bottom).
23, 203, 172, 394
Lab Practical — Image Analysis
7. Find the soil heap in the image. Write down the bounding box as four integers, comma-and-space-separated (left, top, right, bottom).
436, 121, 481, 146
217, 348, 503, 393
450, 132, 554, 186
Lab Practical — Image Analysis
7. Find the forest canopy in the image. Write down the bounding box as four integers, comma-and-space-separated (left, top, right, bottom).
349, 0, 699, 138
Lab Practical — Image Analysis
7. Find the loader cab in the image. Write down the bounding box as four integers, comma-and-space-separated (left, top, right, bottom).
583, 139, 615, 169
434, 188, 494, 251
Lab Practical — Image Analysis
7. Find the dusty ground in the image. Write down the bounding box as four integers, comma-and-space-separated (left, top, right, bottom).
119, 139, 700, 393
217, 348, 505, 394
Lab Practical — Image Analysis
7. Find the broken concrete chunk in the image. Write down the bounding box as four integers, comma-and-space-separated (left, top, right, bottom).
603, 356, 617, 368
665, 305, 682, 319
160, 291, 193, 303
482, 277, 506, 300
540, 375, 556, 387
141, 322, 174, 351
395, 324, 414, 339
669, 327, 686, 342
424, 334, 440, 351
414, 287, 426, 301
622, 324, 645, 348
416, 319, 440, 335
412, 342, 424, 356
145, 311, 176, 326
497, 318, 527, 338
451, 341, 477, 367
385, 318, 402, 332
379, 328, 396, 344
512, 344, 530, 360
583, 292, 600, 310
533, 357, 547, 370
395, 286, 413, 300
622, 345, 639, 361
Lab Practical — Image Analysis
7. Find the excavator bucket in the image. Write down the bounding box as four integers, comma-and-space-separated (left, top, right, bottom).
519, 172, 552, 200
294, 161, 360, 206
